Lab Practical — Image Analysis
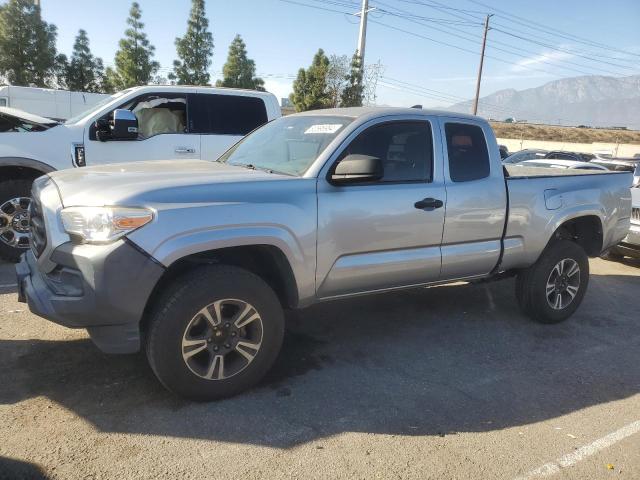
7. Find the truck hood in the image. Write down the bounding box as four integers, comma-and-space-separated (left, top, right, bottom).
48, 159, 292, 207
0, 106, 59, 131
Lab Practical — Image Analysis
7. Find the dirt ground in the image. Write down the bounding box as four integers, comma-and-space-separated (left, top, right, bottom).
490, 122, 640, 145
0, 257, 639, 480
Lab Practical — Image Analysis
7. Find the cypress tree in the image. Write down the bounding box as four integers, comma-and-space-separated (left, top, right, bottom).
216, 35, 264, 91
171, 0, 214, 85
65, 29, 105, 92
107, 2, 159, 90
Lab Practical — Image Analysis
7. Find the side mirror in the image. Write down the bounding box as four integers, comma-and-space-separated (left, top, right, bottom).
331, 154, 383, 184
111, 109, 138, 140
94, 117, 111, 142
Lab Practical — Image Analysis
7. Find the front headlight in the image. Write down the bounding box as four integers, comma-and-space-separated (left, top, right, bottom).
60, 206, 153, 244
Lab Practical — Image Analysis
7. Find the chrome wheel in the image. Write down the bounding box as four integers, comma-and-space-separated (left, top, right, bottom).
0, 197, 31, 249
181, 299, 263, 380
546, 258, 580, 310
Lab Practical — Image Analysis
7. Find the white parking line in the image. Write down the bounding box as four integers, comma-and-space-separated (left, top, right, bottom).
0, 283, 17, 288
514, 420, 640, 479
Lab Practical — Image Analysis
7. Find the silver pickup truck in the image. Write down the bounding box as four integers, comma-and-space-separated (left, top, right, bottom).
16, 107, 632, 400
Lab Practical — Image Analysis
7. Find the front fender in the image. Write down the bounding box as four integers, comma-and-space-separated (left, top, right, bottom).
138, 224, 316, 307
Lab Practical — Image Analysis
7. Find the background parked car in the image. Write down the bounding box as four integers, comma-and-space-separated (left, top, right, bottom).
516, 159, 609, 171
544, 150, 596, 162
591, 156, 639, 175
0, 85, 281, 261
502, 148, 548, 164
605, 186, 640, 260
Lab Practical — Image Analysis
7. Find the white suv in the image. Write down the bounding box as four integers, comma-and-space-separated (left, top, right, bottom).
0, 85, 281, 261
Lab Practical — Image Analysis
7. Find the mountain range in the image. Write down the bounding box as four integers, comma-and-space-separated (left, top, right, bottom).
446, 75, 640, 129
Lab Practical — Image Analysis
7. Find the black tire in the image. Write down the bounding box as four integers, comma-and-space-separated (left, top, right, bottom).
146, 264, 284, 401
515, 240, 589, 324
0, 179, 33, 263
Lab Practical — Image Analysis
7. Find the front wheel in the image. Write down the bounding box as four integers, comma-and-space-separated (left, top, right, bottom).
515, 240, 589, 324
0, 179, 33, 262
146, 264, 285, 401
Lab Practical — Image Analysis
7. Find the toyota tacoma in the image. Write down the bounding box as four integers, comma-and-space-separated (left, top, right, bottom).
16, 107, 632, 400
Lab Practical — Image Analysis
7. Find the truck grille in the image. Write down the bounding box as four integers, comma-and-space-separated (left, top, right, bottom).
29, 187, 47, 257
632, 207, 640, 224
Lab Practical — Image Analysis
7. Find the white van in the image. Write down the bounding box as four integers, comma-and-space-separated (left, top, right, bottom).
0, 85, 281, 260
0, 85, 109, 121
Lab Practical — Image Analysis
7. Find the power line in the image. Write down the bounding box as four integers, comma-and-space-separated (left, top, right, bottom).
381, 76, 518, 115
281, 0, 635, 79
388, 0, 638, 73
465, 0, 640, 59
490, 27, 637, 71
373, 0, 631, 77
369, 18, 587, 79
277, 0, 352, 16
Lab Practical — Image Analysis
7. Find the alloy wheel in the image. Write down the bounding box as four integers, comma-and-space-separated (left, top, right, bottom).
545, 258, 581, 310
181, 299, 263, 380
0, 197, 31, 249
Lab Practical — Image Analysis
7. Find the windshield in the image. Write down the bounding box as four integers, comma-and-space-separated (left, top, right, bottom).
64, 88, 133, 125
218, 115, 354, 176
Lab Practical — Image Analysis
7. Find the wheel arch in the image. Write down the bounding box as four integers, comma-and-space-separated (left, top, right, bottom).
0, 157, 55, 183
141, 244, 301, 335
546, 213, 603, 257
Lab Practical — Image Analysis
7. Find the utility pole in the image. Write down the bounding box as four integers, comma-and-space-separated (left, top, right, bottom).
472, 14, 492, 115
355, 0, 375, 73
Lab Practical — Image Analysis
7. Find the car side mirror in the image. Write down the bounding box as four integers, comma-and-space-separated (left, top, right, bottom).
111, 109, 138, 140
331, 154, 383, 184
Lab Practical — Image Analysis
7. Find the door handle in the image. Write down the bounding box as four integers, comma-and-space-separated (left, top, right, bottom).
175, 147, 196, 154
414, 198, 443, 210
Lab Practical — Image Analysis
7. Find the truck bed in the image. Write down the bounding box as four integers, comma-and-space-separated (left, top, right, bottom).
505, 165, 616, 178
500, 168, 633, 271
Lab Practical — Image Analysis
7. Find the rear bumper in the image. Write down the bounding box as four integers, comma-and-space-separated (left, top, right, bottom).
16, 240, 164, 353
611, 224, 640, 258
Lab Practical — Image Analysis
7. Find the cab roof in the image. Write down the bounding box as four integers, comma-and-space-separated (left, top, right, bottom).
291, 106, 482, 123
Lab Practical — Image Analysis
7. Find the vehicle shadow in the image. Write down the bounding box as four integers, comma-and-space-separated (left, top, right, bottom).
0, 456, 49, 480
1, 273, 639, 448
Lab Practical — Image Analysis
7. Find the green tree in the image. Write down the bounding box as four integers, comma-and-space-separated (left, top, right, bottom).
289, 48, 331, 112
326, 54, 349, 108
63, 29, 105, 92
52, 53, 69, 89
108, 2, 159, 90
0, 0, 58, 87
340, 53, 364, 107
215, 35, 264, 91
171, 0, 213, 85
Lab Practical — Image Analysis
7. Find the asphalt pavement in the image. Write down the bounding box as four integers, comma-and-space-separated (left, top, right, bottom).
0, 257, 638, 479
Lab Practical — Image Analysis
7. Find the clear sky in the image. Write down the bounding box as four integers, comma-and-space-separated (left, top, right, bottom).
30, 0, 640, 110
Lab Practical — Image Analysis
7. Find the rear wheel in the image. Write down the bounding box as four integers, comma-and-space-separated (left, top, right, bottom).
146, 264, 285, 401
516, 240, 589, 324
0, 179, 33, 262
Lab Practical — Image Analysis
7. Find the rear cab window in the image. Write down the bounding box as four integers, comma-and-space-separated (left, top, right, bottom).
445, 122, 490, 182
189, 93, 268, 135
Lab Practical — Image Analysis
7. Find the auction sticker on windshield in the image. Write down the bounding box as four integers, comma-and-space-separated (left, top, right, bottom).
304, 124, 344, 134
